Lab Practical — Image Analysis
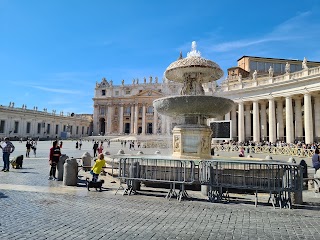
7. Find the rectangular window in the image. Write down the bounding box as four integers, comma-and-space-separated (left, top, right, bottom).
100, 107, 105, 115
82, 126, 84, 135
14, 121, 19, 133
101, 90, 106, 96
87, 127, 89, 134
76, 126, 79, 134
115, 91, 119, 96
55, 124, 59, 134
274, 63, 281, 73
0, 120, 5, 133
26, 122, 31, 134
46, 124, 50, 134
257, 62, 265, 71
249, 61, 257, 71
125, 90, 131, 95
70, 126, 73, 134
63, 125, 66, 132
37, 123, 41, 134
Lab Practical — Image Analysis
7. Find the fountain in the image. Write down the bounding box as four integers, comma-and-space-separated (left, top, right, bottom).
153, 41, 234, 159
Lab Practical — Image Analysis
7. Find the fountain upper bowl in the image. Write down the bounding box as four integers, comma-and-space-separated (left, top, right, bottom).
165, 56, 223, 83
153, 95, 234, 118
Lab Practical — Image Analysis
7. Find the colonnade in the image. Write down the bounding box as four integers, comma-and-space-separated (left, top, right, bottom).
228, 92, 320, 144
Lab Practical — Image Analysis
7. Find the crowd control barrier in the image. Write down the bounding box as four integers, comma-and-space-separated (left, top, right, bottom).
199, 160, 303, 208
112, 156, 196, 201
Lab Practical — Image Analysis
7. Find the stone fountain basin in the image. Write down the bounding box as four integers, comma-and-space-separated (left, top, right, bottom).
153, 95, 234, 118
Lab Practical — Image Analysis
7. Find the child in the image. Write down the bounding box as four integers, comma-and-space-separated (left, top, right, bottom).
91, 153, 106, 182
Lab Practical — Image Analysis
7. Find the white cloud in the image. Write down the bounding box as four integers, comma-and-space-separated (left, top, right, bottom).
32, 86, 82, 94
203, 11, 315, 53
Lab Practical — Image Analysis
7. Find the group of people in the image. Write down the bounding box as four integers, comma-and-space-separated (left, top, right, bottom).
25, 140, 37, 157
92, 141, 104, 157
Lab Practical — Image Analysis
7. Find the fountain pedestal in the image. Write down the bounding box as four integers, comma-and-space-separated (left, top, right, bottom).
172, 124, 212, 159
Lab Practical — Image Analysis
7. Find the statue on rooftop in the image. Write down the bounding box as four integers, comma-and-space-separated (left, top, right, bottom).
268, 66, 274, 77
121, 79, 124, 86
252, 70, 257, 81
285, 62, 290, 74
144, 77, 146, 84
149, 76, 152, 83
155, 77, 158, 83
132, 79, 135, 85
302, 57, 308, 69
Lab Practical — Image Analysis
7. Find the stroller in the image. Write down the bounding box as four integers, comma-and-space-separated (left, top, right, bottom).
10, 155, 24, 169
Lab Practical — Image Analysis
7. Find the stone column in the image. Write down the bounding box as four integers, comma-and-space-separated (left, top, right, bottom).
285, 96, 294, 143
231, 106, 237, 140
276, 99, 284, 141
314, 95, 320, 139
153, 108, 158, 135
134, 104, 139, 134
130, 105, 134, 134
268, 98, 276, 143
119, 104, 124, 134
294, 97, 303, 140
252, 101, 260, 142
238, 102, 245, 142
245, 103, 251, 141
107, 105, 113, 133
304, 93, 314, 144
260, 101, 267, 142
142, 104, 146, 135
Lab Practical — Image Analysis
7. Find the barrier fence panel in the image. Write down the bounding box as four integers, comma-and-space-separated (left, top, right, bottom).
113, 156, 196, 201
199, 160, 302, 208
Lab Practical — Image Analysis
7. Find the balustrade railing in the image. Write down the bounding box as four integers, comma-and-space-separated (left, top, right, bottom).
212, 145, 315, 158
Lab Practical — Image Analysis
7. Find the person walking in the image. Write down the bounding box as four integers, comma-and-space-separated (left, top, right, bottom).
79, 139, 82, 150
93, 141, 99, 157
0, 137, 15, 172
312, 149, 320, 173
26, 140, 32, 158
48, 140, 61, 180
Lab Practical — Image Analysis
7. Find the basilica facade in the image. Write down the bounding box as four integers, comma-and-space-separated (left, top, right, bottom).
93, 56, 320, 144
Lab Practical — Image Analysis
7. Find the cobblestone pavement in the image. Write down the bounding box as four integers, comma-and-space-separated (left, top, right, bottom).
0, 140, 320, 240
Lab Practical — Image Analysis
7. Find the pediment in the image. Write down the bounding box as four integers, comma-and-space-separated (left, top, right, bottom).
135, 89, 164, 97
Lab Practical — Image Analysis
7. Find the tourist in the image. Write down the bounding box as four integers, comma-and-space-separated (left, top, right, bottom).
239, 147, 245, 157
75, 141, 79, 149
32, 142, 37, 157
98, 142, 104, 154
312, 149, 320, 172
48, 140, 61, 180
59, 141, 63, 148
79, 139, 82, 150
93, 141, 99, 157
26, 140, 32, 157
90, 153, 106, 182
0, 137, 15, 172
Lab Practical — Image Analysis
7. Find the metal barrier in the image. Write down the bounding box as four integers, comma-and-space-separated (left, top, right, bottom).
199, 160, 302, 208
112, 156, 197, 201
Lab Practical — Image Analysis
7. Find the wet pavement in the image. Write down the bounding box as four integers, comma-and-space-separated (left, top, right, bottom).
0, 139, 320, 240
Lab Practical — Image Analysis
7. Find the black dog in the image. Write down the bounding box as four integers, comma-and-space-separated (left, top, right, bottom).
86, 178, 104, 192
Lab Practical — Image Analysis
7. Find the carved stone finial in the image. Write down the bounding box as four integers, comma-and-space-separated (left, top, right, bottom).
285, 62, 290, 74
268, 66, 274, 77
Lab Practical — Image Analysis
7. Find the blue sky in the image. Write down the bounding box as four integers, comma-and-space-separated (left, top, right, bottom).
1, 0, 320, 114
